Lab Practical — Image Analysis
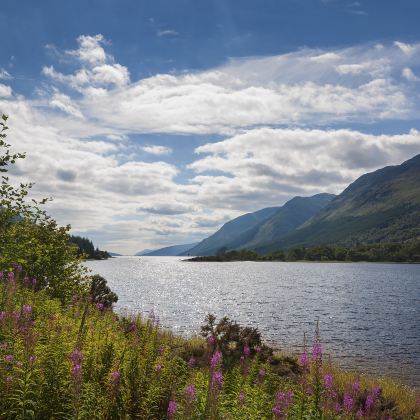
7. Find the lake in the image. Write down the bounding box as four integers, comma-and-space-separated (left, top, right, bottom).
86, 257, 420, 387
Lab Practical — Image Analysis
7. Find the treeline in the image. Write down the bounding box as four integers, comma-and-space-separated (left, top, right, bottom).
69, 235, 111, 260
188, 240, 420, 263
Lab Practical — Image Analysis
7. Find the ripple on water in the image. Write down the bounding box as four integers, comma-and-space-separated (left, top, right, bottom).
87, 257, 420, 387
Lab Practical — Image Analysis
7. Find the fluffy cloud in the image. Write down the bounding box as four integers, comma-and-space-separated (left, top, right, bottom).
142, 145, 172, 155
42, 35, 130, 91
0, 69, 12, 80
1, 35, 420, 253
189, 127, 420, 208
41, 38, 420, 135
0, 84, 12, 98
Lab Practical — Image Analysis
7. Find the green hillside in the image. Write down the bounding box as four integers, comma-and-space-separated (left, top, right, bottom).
256, 154, 420, 253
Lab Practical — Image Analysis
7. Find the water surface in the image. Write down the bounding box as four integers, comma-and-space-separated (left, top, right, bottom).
87, 257, 420, 386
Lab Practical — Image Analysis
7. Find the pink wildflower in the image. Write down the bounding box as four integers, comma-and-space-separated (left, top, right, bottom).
185, 384, 196, 403
211, 371, 223, 391
210, 351, 222, 369
167, 400, 176, 418
298, 352, 309, 370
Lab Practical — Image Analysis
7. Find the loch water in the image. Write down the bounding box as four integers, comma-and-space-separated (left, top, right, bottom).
87, 257, 420, 387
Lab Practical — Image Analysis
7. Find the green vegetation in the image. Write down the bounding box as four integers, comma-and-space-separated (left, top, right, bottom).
188, 240, 420, 262
1, 115, 419, 418
0, 279, 419, 419
69, 235, 111, 260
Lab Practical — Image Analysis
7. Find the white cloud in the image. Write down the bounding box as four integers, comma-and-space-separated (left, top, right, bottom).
2, 35, 420, 253
68, 34, 107, 65
49, 91, 84, 118
0, 69, 12, 80
189, 127, 420, 209
0, 84, 12, 98
402, 67, 420, 82
142, 145, 172, 155
157, 29, 179, 37
42, 35, 129, 90
41, 39, 420, 135
394, 41, 417, 55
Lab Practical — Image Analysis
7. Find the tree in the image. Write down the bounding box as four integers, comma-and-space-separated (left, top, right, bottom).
0, 115, 88, 302
90, 275, 118, 307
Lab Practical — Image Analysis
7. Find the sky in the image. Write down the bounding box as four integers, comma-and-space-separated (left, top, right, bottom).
1, 0, 420, 254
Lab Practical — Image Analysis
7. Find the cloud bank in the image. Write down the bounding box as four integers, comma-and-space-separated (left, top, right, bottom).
0, 35, 419, 253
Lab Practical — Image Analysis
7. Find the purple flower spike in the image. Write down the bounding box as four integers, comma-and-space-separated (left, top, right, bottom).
111, 370, 121, 384
155, 363, 162, 372
243, 344, 251, 357
323, 373, 333, 389
239, 390, 245, 405
5, 355, 13, 364
207, 335, 215, 347
72, 364, 82, 379
258, 368, 266, 381
343, 393, 354, 412
69, 349, 84, 364
22, 304, 32, 315
352, 380, 361, 394
210, 350, 222, 369
188, 356, 196, 368
298, 352, 309, 370
273, 390, 293, 419
96, 303, 104, 311
211, 371, 223, 391
185, 384, 196, 403
312, 341, 322, 362
0, 311, 5, 322
167, 400, 177, 417
7, 272, 15, 284
356, 407, 364, 418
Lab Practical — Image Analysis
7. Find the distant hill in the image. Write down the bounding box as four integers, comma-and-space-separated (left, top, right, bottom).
136, 243, 199, 256
108, 252, 123, 257
135, 249, 154, 256
256, 154, 420, 253
182, 207, 280, 256
69, 235, 111, 260
184, 194, 334, 256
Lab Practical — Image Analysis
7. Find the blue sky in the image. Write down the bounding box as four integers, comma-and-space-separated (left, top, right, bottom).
1, 0, 420, 253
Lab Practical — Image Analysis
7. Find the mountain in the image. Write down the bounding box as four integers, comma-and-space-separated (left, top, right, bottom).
256, 154, 420, 253
135, 249, 154, 256
184, 194, 335, 256
183, 207, 280, 256
238, 193, 335, 250
136, 243, 199, 256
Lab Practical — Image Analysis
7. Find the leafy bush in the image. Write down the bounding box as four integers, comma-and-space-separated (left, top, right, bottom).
89, 275, 118, 308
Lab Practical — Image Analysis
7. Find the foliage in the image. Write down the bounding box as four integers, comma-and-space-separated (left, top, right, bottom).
200, 314, 269, 368
69, 235, 111, 260
89, 275, 118, 308
0, 115, 88, 302
189, 240, 420, 263
0, 277, 418, 419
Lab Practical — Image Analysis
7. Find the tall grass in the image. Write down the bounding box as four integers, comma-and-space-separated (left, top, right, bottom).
0, 269, 419, 419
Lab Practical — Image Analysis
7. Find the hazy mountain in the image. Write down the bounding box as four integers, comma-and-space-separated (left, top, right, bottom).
134, 249, 154, 256
256, 154, 420, 253
239, 193, 335, 250
137, 243, 199, 256
183, 207, 280, 256
184, 194, 334, 256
